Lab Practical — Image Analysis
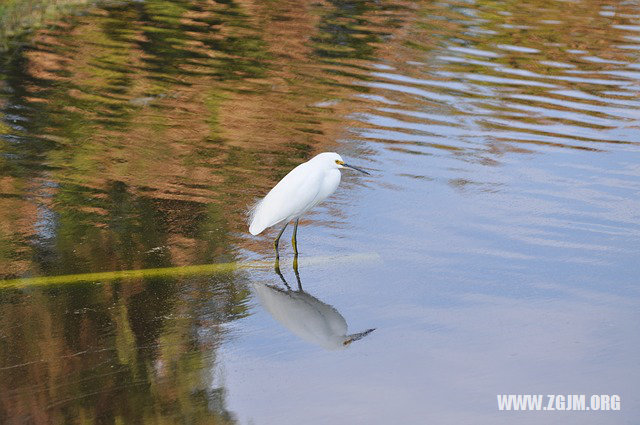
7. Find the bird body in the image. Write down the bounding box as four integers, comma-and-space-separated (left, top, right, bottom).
249, 154, 342, 235
248, 152, 369, 259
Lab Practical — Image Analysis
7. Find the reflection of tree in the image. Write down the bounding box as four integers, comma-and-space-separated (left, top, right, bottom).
0, 0, 94, 45
0, 0, 273, 277
0, 0, 418, 422
0, 274, 246, 423
348, 0, 640, 173
312, 0, 405, 61
0, 1, 259, 422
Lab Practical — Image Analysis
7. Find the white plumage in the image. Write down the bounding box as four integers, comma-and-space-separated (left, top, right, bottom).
249, 153, 342, 235
248, 152, 369, 257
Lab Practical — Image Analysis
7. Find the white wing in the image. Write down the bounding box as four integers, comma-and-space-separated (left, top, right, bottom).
249, 162, 324, 235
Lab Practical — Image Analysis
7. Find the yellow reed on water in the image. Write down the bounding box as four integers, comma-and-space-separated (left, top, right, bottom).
0, 253, 381, 289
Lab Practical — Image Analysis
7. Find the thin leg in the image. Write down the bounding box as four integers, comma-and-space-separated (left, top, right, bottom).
293, 254, 302, 291
291, 219, 300, 256
274, 222, 288, 269
274, 265, 291, 290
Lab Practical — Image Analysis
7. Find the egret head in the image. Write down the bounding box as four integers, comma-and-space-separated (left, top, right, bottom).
315, 152, 370, 175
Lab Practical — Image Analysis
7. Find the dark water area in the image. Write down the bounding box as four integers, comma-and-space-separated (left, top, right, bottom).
0, 0, 639, 423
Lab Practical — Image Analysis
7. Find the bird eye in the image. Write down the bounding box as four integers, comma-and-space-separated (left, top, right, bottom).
335, 160, 340, 164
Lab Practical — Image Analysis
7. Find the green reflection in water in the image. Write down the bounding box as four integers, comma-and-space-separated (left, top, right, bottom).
0, 274, 246, 423
0, 0, 403, 421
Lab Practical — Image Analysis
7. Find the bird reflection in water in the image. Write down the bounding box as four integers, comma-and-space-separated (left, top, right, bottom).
252, 263, 375, 350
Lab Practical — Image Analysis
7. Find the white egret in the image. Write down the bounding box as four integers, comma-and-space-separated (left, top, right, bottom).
252, 271, 374, 350
248, 152, 369, 260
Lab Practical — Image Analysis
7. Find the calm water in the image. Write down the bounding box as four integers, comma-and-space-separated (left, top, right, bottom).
1, 0, 639, 423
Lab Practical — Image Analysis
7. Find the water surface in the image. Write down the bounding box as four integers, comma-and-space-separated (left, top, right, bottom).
0, 0, 639, 423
